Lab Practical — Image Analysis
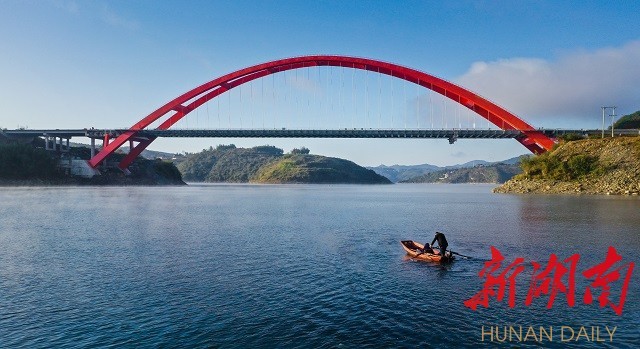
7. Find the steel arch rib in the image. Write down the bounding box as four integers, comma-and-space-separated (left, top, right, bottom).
88, 55, 556, 169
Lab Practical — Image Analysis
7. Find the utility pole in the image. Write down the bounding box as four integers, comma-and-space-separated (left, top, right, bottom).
610, 106, 617, 138
601, 106, 616, 138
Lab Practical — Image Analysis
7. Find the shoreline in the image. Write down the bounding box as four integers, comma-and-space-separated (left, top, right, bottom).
493, 137, 640, 196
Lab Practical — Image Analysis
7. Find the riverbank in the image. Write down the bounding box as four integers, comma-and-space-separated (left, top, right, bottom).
0, 165, 186, 186
494, 137, 640, 195
0, 142, 186, 186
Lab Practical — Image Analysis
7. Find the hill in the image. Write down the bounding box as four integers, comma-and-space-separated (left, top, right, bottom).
495, 137, 640, 195
365, 164, 440, 183
0, 141, 185, 186
401, 163, 521, 184
0, 143, 63, 181
368, 156, 525, 183
178, 145, 391, 184
178, 145, 283, 182
613, 110, 640, 129
255, 154, 390, 184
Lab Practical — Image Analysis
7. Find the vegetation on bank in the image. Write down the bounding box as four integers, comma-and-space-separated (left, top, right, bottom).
177, 145, 391, 184
0, 140, 185, 185
495, 137, 640, 195
518, 152, 604, 181
0, 143, 63, 180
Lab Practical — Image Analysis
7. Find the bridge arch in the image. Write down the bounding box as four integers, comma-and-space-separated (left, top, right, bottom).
88, 55, 556, 169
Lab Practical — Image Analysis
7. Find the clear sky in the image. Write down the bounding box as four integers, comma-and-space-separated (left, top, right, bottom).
1, 1, 639, 166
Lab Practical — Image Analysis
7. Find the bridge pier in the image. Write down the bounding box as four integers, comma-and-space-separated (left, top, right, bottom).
99, 134, 110, 169
103, 134, 110, 148
90, 138, 96, 158
43, 136, 70, 152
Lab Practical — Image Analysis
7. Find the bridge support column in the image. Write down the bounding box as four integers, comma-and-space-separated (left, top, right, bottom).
100, 134, 110, 169
52, 137, 57, 151
90, 138, 96, 158
44, 136, 50, 150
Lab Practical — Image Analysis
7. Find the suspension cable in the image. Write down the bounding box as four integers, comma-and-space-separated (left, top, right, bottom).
378, 67, 382, 129
416, 81, 420, 129
403, 75, 406, 129
391, 74, 394, 128
430, 87, 434, 129
351, 66, 355, 129
239, 82, 243, 128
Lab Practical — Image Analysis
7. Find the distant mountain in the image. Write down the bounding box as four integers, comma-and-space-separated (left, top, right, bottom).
365, 163, 440, 183
368, 155, 527, 182
401, 163, 522, 184
499, 155, 530, 165
445, 160, 491, 169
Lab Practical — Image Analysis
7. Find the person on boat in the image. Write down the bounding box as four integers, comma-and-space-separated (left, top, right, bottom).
431, 232, 449, 257
421, 243, 434, 254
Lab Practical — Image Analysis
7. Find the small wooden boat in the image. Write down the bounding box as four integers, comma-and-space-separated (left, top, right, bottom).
401, 240, 454, 263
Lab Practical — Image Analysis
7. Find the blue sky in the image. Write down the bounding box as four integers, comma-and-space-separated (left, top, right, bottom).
1, 1, 639, 166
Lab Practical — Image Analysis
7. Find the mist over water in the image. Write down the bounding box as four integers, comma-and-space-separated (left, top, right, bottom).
0, 184, 638, 348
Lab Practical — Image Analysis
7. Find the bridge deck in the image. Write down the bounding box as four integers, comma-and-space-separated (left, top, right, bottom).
3, 128, 639, 139
139, 129, 523, 139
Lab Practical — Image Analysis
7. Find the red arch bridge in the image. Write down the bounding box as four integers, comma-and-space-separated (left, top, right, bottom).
4, 55, 578, 171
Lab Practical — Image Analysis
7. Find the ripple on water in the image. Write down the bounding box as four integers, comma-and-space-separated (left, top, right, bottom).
0, 185, 638, 348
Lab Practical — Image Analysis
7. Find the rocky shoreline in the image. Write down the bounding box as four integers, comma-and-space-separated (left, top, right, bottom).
494, 137, 640, 196
493, 177, 640, 195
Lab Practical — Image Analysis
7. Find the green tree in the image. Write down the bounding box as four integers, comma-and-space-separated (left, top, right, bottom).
252, 145, 284, 155
0, 144, 61, 179
290, 147, 310, 155
216, 144, 236, 151
613, 110, 640, 129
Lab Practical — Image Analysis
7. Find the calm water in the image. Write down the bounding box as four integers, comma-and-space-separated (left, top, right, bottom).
0, 184, 638, 348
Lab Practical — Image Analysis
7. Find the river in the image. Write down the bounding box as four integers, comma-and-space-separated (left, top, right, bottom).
0, 184, 638, 348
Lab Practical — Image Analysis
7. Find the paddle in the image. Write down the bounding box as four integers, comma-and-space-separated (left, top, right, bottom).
451, 251, 472, 259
